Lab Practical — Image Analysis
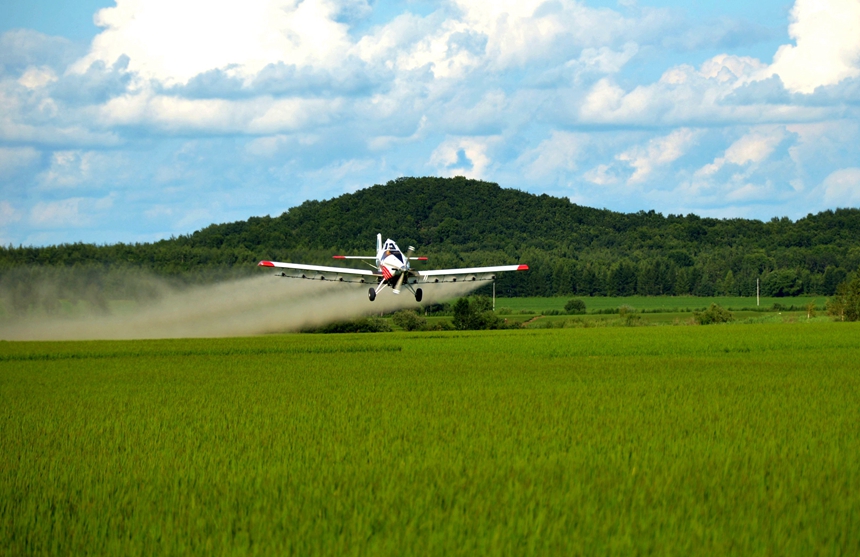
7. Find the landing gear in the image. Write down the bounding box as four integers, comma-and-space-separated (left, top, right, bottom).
368, 288, 376, 302
414, 288, 423, 303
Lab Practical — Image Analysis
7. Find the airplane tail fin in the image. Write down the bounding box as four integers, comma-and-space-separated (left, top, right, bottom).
377, 233, 382, 253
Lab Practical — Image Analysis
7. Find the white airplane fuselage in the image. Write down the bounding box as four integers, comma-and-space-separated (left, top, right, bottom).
377, 237, 410, 291
258, 232, 527, 303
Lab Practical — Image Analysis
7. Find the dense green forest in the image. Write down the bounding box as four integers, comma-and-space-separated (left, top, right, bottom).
2, 176, 859, 311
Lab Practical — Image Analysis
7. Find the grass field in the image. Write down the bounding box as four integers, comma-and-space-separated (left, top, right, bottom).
495, 295, 824, 313
2, 324, 859, 555
1, 295, 825, 323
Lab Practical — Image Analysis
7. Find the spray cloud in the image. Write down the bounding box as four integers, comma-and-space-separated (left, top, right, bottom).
1, 273, 483, 341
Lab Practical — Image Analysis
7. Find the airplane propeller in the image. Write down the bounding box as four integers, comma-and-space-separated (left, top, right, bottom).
392, 245, 415, 294
261, 234, 527, 303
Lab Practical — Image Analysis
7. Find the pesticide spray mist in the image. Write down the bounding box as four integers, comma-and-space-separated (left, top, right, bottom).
0, 274, 484, 341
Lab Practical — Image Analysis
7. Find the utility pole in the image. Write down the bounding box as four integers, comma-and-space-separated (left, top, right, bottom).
492, 281, 496, 311
757, 277, 760, 307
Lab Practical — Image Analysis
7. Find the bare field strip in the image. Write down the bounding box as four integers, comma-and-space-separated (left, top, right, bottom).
2, 324, 859, 555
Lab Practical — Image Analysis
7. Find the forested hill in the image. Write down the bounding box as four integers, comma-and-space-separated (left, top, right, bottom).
3, 176, 860, 298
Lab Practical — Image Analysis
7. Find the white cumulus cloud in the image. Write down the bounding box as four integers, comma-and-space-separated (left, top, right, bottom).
519, 131, 587, 180
72, 0, 361, 85
3, 0, 860, 245
29, 194, 115, 227
583, 163, 619, 186
767, 0, 860, 94
17, 66, 58, 89
819, 167, 860, 206
430, 136, 498, 178
617, 128, 699, 184
698, 127, 786, 176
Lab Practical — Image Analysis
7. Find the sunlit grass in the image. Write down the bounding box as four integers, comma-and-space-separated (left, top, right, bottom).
2, 324, 859, 555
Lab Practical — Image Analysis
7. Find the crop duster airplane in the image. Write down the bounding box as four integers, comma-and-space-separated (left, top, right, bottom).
258, 234, 528, 302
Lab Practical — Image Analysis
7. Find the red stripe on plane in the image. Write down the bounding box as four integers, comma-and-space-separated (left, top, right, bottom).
517, 265, 529, 271
381, 266, 393, 280
258, 261, 275, 267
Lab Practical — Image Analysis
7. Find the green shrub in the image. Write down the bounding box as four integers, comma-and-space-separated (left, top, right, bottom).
624, 314, 644, 326
693, 304, 734, 325
827, 275, 860, 321
564, 298, 587, 314
304, 316, 392, 333
428, 320, 456, 331
391, 310, 427, 331
452, 297, 506, 330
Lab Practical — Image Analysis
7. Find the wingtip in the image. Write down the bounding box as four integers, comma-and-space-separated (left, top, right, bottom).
258, 260, 275, 267
332, 255, 345, 259
517, 264, 529, 271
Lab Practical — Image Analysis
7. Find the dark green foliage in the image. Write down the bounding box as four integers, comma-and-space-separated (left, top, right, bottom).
826, 276, 860, 321
609, 260, 637, 296
564, 298, 587, 314
391, 309, 427, 331
452, 297, 505, 330
762, 269, 802, 297
470, 295, 494, 313
452, 298, 477, 330
823, 266, 848, 295
426, 319, 456, 331
668, 251, 695, 267
3, 177, 860, 302
303, 316, 392, 333
694, 304, 734, 325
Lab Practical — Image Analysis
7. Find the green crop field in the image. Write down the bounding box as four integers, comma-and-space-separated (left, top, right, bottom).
495, 295, 824, 313
2, 324, 859, 555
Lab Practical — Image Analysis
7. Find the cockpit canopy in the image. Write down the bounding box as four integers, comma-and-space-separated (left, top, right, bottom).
382, 239, 404, 263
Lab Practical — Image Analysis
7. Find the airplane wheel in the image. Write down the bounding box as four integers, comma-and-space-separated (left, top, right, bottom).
415, 288, 423, 303
368, 288, 376, 302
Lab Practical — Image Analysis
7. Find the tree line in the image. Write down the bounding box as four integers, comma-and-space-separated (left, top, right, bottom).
2, 176, 859, 312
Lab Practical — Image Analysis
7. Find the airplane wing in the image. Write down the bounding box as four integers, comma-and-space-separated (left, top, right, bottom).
415, 264, 528, 283
258, 260, 377, 283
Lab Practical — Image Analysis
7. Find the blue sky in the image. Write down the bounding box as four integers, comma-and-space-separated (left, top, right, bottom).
2, 0, 859, 246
